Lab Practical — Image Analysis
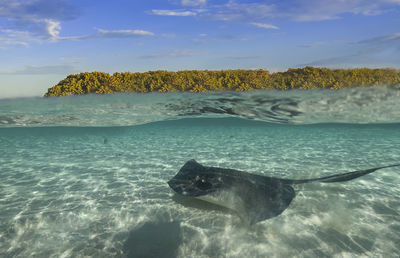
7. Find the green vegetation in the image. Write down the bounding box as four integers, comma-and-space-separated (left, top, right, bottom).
44, 67, 400, 96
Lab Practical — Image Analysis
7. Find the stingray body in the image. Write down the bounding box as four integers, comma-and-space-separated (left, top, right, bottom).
168, 160, 399, 224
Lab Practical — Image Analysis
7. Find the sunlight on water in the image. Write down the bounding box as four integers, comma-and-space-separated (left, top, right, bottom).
0, 90, 400, 257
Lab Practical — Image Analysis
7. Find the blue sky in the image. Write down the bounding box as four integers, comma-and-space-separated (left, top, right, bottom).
0, 0, 400, 97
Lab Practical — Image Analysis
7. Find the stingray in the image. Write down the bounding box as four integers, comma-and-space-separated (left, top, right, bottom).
168, 160, 399, 224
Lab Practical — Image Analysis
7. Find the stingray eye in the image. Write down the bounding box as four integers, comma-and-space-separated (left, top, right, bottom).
195, 177, 212, 190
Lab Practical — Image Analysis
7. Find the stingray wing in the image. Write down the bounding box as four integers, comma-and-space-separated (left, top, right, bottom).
232, 179, 296, 224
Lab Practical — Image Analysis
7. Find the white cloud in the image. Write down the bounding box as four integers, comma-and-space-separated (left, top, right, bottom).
170, 0, 400, 24
0, 26, 155, 48
96, 28, 154, 37
0, 0, 80, 46
0, 38, 29, 48
358, 32, 400, 45
285, 0, 400, 22
300, 32, 400, 67
44, 19, 61, 40
1, 29, 32, 40
181, 0, 206, 6
250, 23, 279, 30
203, 2, 276, 22
0, 0, 80, 21
0, 29, 38, 48
60, 28, 155, 41
0, 18, 62, 46
151, 9, 197, 16
0, 64, 79, 75
0, 0, 155, 47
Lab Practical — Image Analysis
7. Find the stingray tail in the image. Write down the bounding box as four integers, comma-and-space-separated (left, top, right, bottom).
288, 164, 400, 184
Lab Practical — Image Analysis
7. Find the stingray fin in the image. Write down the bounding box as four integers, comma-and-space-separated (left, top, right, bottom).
179, 159, 203, 173
236, 182, 296, 224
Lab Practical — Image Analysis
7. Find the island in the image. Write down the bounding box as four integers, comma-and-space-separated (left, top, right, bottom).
44, 66, 400, 97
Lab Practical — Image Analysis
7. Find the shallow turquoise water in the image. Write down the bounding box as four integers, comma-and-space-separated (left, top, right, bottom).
1, 89, 400, 257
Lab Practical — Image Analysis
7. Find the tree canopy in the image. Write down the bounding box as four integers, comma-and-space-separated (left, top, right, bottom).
44, 67, 400, 97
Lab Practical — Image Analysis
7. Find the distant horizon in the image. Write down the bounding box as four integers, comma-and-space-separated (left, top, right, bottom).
1, 0, 400, 98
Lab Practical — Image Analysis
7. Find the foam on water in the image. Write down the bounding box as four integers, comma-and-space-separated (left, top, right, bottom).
0, 90, 400, 257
